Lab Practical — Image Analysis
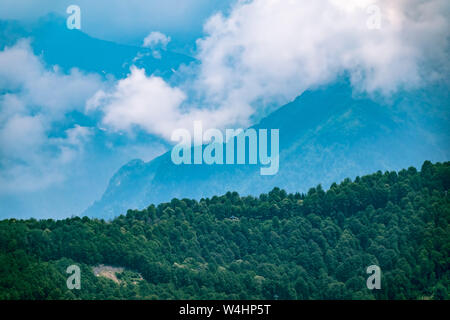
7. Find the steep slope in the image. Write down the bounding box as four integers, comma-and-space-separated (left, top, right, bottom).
84, 80, 450, 219
2, 161, 449, 299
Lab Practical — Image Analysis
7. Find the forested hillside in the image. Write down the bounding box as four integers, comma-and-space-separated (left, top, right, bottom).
0, 161, 449, 299
84, 80, 450, 220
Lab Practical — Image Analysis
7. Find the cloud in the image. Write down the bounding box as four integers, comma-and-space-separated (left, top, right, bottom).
194, 0, 449, 108
143, 31, 171, 49
0, 40, 102, 192
0, 0, 235, 45
87, 66, 252, 140
0, 120, 92, 192
0, 0, 448, 218
90, 0, 449, 140
0, 40, 103, 118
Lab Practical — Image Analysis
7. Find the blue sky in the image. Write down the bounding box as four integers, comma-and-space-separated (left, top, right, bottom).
0, 0, 236, 52
0, 0, 448, 218
0, 0, 237, 218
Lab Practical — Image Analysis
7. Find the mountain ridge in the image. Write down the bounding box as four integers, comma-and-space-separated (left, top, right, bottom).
0, 14, 194, 79
84, 79, 450, 219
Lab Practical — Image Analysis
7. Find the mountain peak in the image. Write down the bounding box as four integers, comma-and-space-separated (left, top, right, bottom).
83, 80, 449, 219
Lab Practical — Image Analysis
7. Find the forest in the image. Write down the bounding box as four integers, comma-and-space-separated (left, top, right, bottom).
0, 161, 448, 299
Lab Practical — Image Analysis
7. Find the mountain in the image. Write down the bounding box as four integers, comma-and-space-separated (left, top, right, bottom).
84, 79, 450, 219
1, 161, 449, 299
0, 14, 193, 219
0, 14, 194, 79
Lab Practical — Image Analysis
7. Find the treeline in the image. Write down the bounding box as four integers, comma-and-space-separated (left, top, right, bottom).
0, 161, 449, 299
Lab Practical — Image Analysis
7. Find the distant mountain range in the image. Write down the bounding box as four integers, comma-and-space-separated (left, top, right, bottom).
84, 79, 450, 219
0, 14, 193, 219
0, 14, 194, 79
1, 15, 448, 220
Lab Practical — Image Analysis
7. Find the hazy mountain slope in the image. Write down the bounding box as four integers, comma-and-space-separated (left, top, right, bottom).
0, 15, 193, 219
84, 80, 450, 219
0, 14, 194, 79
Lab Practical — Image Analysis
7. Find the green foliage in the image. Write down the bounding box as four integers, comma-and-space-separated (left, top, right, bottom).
0, 161, 449, 299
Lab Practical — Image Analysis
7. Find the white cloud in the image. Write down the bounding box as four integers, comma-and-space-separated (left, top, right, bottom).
194, 0, 449, 110
0, 40, 102, 192
0, 40, 104, 119
91, 0, 449, 140
0, 115, 45, 160
0, 121, 92, 192
143, 31, 171, 49
0, 0, 234, 45
87, 66, 252, 140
